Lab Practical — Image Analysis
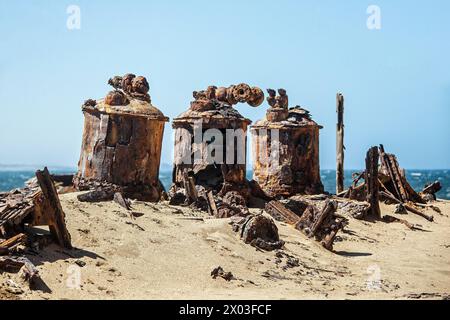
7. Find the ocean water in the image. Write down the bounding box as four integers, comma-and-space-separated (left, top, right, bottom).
1, 168, 449, 200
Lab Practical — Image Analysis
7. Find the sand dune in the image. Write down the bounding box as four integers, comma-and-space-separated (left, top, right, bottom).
1, 193, 449, 300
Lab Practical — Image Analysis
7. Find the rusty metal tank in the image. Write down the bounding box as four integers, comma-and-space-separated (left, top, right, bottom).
171, 84, 263, 192
74, 74, 169, 201
250, 90, 324, 197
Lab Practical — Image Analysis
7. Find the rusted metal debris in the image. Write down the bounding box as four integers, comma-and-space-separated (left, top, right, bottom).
106, 73, 151, 103
265, 199, 346, 251
365, 146, 381, 219
337, 145, 434, 223
169, 84, 264, 219
0, 168, 72, 249
0, 168, 72, 291
74, 75, 169, 202
382, 215, 428, 232
211, 266, 234, 281
379, 144, 424, 204
192, 83, 264, 111
251, 89, 324, 198
420, 181, 442, 202
0, 256, 40, 288
230, 214, 285, 251
0, 234, 27, 256
169, 175, 251, 219
380, 191, 434, 222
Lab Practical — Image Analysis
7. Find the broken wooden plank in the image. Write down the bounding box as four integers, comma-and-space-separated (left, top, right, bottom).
0, 233, 27, 250
310, 200, 337, 236
206, 191, 218, 216
35, 167, 72, 249
182, 170, 198, 203
296, 199, 343, 250
379, 145, 424, 204
265, 200, 301, 225
379, 191, 434, 222
382, 215, 427, 231
422, 181, 442, 195
77, 189, 115, 202
379, 144, 408, 202
365, 146, 381, 219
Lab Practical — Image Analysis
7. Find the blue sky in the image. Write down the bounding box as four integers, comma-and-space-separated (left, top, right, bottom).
0, 0, 449, 169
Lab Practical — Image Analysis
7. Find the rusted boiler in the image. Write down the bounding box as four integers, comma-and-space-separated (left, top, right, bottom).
74, 74, 169, 201
251, 89, 324, 198
171, 84, 264, 197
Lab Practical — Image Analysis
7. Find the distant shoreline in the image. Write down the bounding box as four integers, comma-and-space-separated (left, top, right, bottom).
1, 168, 449, 200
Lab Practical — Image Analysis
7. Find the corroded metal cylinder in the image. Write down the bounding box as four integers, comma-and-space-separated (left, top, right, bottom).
75, 98, 169, 200
251, 106, 324, 197
172, 102, 251, 191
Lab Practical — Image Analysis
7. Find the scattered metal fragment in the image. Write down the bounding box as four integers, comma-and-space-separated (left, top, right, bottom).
265, 199, 346, 251
0, 256, 40, 288
395, 203, 407, 214
75, 259, 86, 267
420, 181, 442, 202
231, 214, 284, 251
211, 266, 234, 281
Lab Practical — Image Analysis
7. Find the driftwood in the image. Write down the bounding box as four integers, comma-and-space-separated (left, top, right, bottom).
336, 93, 345, 194
379, 191, 433, 222
365, 146, 381, 219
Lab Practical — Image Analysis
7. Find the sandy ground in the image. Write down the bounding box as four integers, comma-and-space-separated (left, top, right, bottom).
1, 192, 450, 300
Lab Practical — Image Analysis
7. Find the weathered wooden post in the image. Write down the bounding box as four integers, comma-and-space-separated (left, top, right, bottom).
74, 74, 169, 201
365, 146, 381, 219
35, 167, 72, 249
336, 93, 345, 194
